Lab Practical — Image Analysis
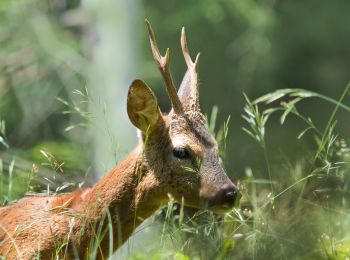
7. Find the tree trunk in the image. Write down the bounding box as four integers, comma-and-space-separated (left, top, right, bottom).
82, 0, 140, 177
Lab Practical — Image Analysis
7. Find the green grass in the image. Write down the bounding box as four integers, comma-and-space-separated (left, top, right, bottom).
121, 84, 350, 259
1, 86, 350, 259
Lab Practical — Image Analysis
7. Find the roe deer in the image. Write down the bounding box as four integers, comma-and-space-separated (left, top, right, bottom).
0, 20, 240, 259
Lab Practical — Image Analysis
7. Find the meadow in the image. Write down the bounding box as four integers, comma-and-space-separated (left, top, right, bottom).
1, 85, 350, 259
1, 0, 350, 259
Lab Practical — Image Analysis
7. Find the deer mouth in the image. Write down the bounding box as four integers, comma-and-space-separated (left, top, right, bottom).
208, 205, 236, 214
201, 185, 241, 213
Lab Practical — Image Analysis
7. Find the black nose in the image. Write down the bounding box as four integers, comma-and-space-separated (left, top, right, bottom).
223, 185, 240, 207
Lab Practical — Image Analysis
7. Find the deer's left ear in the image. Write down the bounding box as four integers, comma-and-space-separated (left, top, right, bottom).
127, 80, 164, 133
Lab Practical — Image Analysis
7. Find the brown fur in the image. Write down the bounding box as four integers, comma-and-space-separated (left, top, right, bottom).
0, 112, 238, 259
0, 23, 240, 259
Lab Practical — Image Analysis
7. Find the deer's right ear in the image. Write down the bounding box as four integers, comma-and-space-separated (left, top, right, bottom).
127, 80, 163, 133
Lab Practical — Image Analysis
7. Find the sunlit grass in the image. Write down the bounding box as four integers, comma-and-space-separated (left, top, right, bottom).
1, 85, 350, 259
123, 85, 350, 259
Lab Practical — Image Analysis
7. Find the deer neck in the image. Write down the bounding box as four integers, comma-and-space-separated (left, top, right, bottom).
80, 144, 166, 249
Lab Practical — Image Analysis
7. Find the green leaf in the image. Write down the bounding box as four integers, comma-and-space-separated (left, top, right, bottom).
0, 136, 9, 149
297, 126, 314, 139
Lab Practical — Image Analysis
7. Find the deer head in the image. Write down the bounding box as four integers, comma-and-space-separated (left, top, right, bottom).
127, 20, 240, 213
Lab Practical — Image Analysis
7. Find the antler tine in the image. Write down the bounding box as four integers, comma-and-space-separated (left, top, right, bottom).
181, 27, 200, 71
145, 19, 183, 114
181, 27, 201, 111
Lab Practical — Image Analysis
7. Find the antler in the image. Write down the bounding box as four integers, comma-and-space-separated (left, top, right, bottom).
145, 19, 183, 114
181, 27, 200, 112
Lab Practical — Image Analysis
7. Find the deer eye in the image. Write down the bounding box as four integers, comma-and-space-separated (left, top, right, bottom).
173, 147, 190, 159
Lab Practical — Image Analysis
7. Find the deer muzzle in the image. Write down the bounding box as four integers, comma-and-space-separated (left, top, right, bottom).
199, 171, 241, 213
207, 184, 241, 211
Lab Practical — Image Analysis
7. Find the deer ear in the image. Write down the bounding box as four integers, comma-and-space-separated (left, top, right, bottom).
127, 80, 163, 133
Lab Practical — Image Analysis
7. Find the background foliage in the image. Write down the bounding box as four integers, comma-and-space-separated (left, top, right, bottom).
0, 0, 350, 259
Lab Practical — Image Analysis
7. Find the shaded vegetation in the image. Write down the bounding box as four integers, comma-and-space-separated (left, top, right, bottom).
1, 0, 350, 259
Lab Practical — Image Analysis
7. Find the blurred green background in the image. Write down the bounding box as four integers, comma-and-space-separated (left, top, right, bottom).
1, 0, 350, 178
1, 0, 350, 259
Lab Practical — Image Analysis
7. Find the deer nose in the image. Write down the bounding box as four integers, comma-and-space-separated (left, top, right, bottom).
222, 185, 240, 207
